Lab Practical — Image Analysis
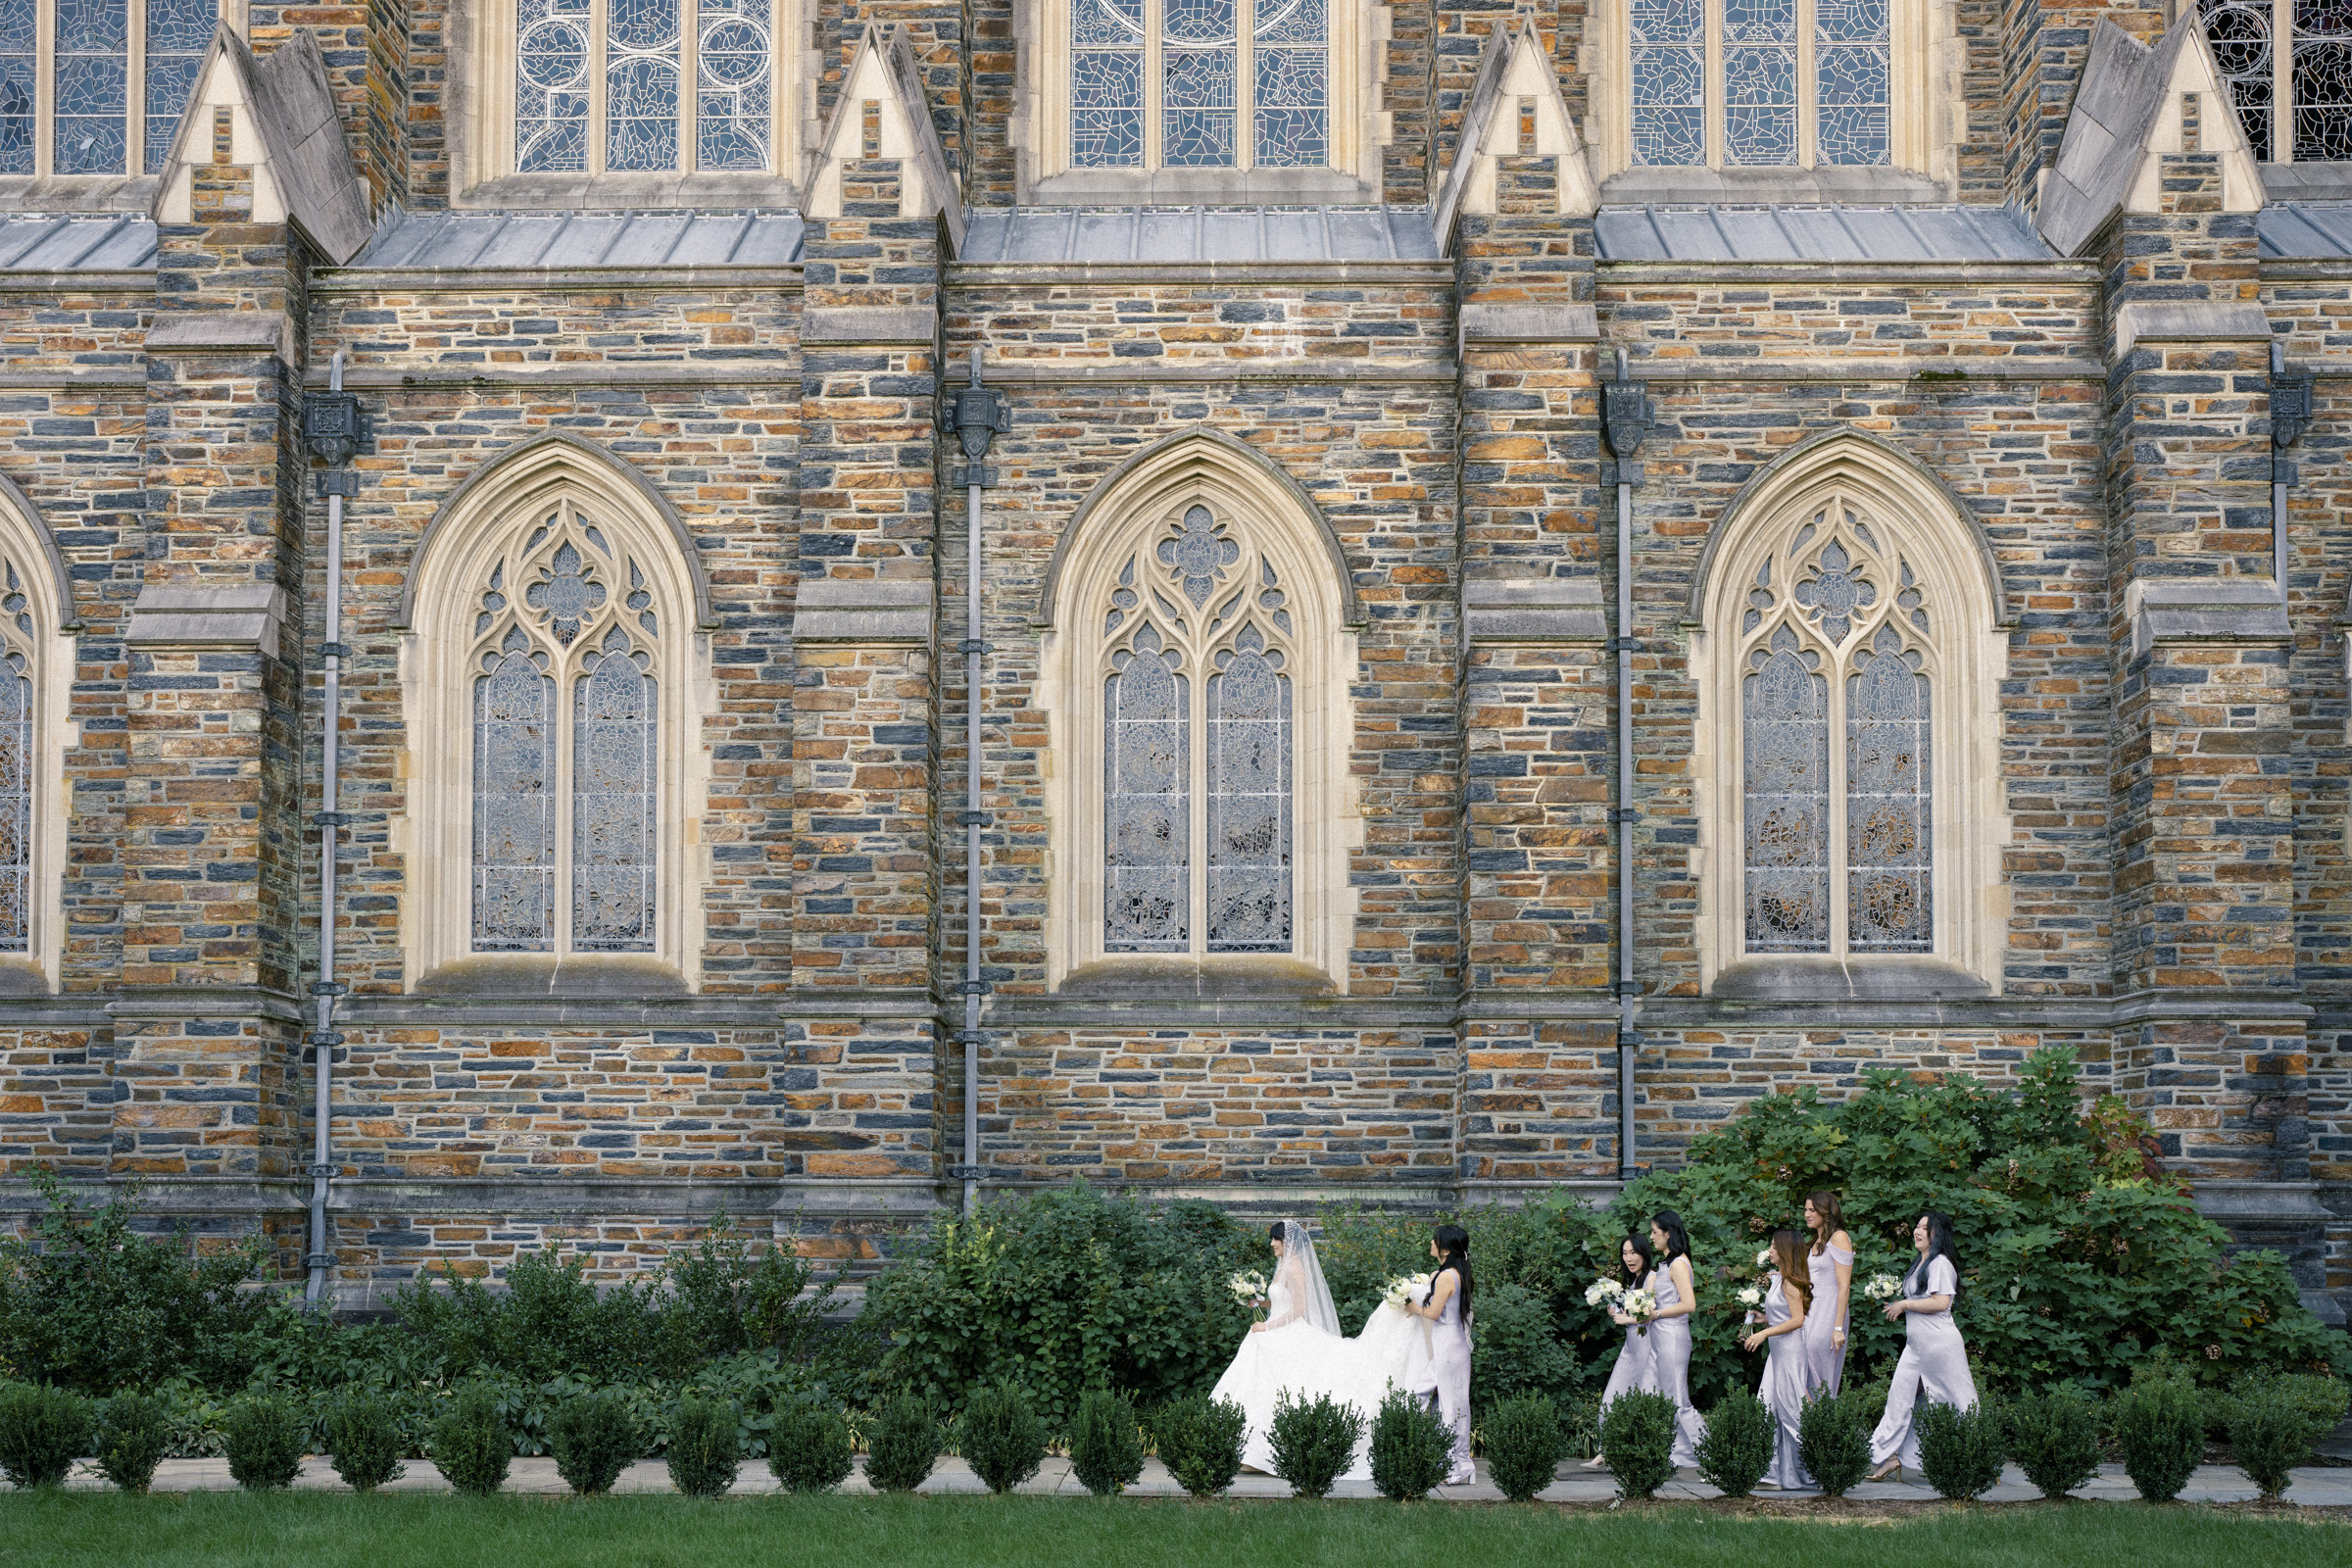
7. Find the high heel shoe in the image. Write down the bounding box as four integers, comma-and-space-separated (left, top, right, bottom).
1581, 1454, 1609, 1470
1866, 1461, 1903, 1483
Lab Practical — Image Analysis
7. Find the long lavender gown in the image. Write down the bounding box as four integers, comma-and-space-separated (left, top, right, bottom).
1869, 1255, 1979, 1469
1801, 1239, 1853, 1395
1594, 1280, 1658, 1413
1758, 1273, 1812, 1489
1429, 1274, 1474, 1483
1647, 1264, 1707, 1469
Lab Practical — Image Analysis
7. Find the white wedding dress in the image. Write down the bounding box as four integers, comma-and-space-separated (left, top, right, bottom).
1208, 1220, 1437, 1480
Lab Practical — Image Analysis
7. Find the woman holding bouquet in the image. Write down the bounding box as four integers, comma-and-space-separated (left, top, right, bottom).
1209, 1219, 1372, 1476
1867, 1210, 1979, 1481
1645, 1210, 1706, 1470
1742, 1228, 1812, 1489
1801, 1191, 1855, 1396
1397, 1224, 1476, 1487
1580, 1234, 1659, 1469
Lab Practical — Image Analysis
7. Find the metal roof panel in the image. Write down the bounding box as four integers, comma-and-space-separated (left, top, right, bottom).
2262, 202, 2352, 258
0, 213, 157, 270
350, 209, 804, 269
953, 207, 1439, 263
1593, 204, 2057, 263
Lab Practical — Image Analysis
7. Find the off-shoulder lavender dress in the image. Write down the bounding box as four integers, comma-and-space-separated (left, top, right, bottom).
1802, 1239, 1853, 1395
1647, 1265, 1707, 1469
1759, 1273, 1812, 1489
1869, 1255, 1979, 1470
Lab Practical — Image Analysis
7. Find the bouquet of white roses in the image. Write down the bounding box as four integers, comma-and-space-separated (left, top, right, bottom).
1622, 1285, 1658, 1332
1864, 1272, 1902, 1301
1584, 1275, 1627, 1308
1383, 1271, 1433, 1311
1736, 1284, 1763, 1308
1228, 1270, 1268, 1306
1755, 1249, 1775, 1270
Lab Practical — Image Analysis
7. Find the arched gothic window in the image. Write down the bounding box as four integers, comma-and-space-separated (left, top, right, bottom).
1069, 0, 1329, 170
0, 0, 214, 177
402, 439, 705, 985
0, 482, 70, 984
1042, 436, 1358, 989
2203, 0, 2352, 162
1691, 440, 2008, 993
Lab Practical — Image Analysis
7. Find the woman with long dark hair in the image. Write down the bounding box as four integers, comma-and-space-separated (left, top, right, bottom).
1801, 1190, 1854, 1395
1400, 1222, 1475, 1486
1644, 1210, 1706, 1471
1867, 1210, 1978, 1481
1743, 1228, 1812, 1489
1581, 1233, 1658, 1469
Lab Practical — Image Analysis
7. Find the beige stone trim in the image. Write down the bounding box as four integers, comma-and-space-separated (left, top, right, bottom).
1687, 434, 2010, 994
396, 439, 710, 990
1038, 433, 1360, 992
0, 480, 70, 990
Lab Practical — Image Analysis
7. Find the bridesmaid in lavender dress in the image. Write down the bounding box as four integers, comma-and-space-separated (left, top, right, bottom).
1801, 1191, 1854, 1396
1742, 1228, 1812, 1490
1400, 1224, 1476, 1487
1644, 1211, 1707, 1471
1581, 1234, 1659, 1469
1868, 1211, 1980, 1481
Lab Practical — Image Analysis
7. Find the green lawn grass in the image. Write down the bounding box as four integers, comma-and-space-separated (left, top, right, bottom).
0, 1492, 2343, 1568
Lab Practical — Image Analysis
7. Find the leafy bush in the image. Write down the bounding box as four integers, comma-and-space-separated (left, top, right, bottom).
1597, 1389, 1678, 1500
959, 1384, 1046, 1494
665, 1396, 741, 1498
1066, 1389, 1145, 1496
1482, 1395, 1568, 1502
0, 1383, 90, 1488
1152, 1395, 1247, 1499
324, 1390, 406, 1492
862, 1186, 1260, 1429
0, 1173, 291, 1396
1465, 1282, 1575, 1409
430, 1383, 511, 1496
1367, 1387, 1450, 1502
766, 1401, 855, 1494
2209, 1369, 2349, 1449
2005, 1385, 2103, 1499
222, 1394, 308, 1491
1695, 1386, 1774, 1498
2227, 1375, 2341, 1502
1267, 1390, 1363, 1499
549, 1392, 640, 1496
864, 1396, 944, 1494
95, 1392, 170, 1493
2110, 1363, 2204, 1503
1918, 1400, 2004, 1500
1796, 1391, 1870, 1497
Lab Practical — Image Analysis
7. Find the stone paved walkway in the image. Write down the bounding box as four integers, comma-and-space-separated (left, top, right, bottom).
27, 1455, 2352, 1505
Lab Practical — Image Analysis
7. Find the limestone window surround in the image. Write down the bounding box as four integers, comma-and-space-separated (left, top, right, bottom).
1037, 429, 1362, 997
1583, 0, 1955, 202
446, 0, 806, 209
1685, 431, 2011, 1000
395, 434, 713, 996
1013, 0, 1392, 203
0, 475, 72, 995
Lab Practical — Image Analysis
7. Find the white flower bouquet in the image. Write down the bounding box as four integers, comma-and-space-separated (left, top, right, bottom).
1584, 1276, 1627, 1308
1864, 1272, 1903, 1301
1622, 1286, 1658, 1332
1228, 1270, 1267, 1306
1755, 1249, 1775, 1270
1383, 1271, 1433, 1311
1736, 1285, 1763, 1308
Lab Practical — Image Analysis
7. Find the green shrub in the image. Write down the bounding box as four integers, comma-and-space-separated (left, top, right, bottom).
430, 1383, 511, 1497
221, 1394, 308, 1491
1067, 1389, 1145, 1496
1796, 1391, 1870, 1498
2231, 1387, 2329, 1501
2005, 1385, 2103, 1499
0, 1382, 90, 1488
665, 1396, 741, 1499
1918, 1400, 2004, 1500
2110, 1365, 2204, 1503
1695, 1386, 1774, 1498
95, 1391, 171, 1493
959, 1384, 1046, 1494
323, 1391, 405, 1492
549, 1392, 640, 1496
766, 1402, 855, 1494
1267, 1390, 1363, 1499
1152, 1395, 1247, 1499
1482, 1395, 1568, 1503
864, 1396, 944, 1494
1367, 1387, 1451, 1502
1466, 1282, 1576, 1409
2212, 1368, 2348, 1466
1597, 1389, 1678, 1500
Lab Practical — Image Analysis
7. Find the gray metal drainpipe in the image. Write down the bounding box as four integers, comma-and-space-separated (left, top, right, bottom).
303, 352, 363, 1308
2272, 340, 2311, 588
1600, 349, 1654, 1185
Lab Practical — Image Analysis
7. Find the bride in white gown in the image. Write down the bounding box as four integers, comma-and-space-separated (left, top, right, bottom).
1209, 1219, 1434, 1478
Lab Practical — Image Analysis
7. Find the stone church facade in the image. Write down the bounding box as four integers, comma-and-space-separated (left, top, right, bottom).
0, 0, 2343, 1321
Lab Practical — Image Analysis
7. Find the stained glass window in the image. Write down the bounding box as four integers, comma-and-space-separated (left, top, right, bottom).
54, 0, 126, 174
572, 627, 657, 952
516, 0, 773, 174
473, 629, 557, 952
0, 0, 214, 176
1846, 623, 1931, 953
1206, 624, 1291, 952
2202, 0, 2352, 161
0, 650, 25, 953
1743, 625, 1829, 952
142, 0, 208, 172
1104, 621, 1189, 952
0, 0, 33, 175
1629, 0, 1890, 168
1069, 0, 1327, 171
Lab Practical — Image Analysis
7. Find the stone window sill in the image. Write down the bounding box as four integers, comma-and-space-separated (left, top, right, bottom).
1709, 955, 1992, 1003
1056, 956, 1339, 1001
412, 955, 693, 999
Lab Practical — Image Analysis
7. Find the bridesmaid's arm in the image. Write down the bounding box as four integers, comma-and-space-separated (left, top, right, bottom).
1831, 1230, 1853, 1346
1652, 1256, 1695, 1320
1406, 1269, 1458, 1321
1740, 1278, 1804, 1352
